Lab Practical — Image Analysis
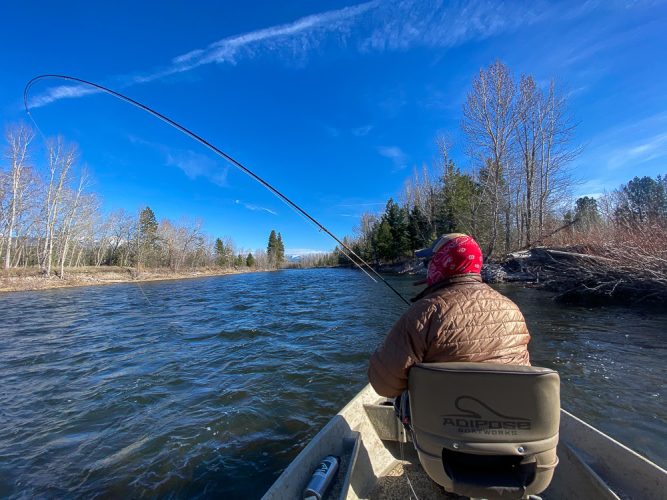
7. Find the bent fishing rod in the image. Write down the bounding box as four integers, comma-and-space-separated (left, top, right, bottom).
24, 74, 410, 305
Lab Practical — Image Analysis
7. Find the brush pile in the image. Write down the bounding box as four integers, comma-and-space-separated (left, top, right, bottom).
508, 224, 667, 305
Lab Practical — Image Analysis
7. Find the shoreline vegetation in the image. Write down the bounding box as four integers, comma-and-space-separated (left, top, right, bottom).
3, 244, 666, 307
330, 62, 667, 307
2, 62, 665, 303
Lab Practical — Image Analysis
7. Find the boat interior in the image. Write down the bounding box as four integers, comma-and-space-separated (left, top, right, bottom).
263, 363, 666, 500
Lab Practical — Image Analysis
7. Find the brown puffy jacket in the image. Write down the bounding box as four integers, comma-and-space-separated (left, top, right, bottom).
367, 274, 531, 397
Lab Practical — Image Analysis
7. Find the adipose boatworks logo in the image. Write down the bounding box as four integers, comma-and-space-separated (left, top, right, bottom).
441, 396, 531, 436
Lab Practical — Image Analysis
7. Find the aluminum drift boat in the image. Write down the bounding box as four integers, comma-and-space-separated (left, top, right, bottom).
263, 365, 666, 499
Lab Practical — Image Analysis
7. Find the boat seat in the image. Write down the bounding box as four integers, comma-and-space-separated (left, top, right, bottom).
408, 362, 560, 500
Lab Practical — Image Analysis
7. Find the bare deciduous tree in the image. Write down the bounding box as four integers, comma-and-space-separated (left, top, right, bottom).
41, 138, 77, 276
56, 170, 87, 278
537, 80, 581, 239
514, 75, 541, 246
2, 124, 34, 269
462, 61, 517, 257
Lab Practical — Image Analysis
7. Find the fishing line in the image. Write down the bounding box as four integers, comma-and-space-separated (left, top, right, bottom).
135, 280, 154, 306
24, 74, 410, 305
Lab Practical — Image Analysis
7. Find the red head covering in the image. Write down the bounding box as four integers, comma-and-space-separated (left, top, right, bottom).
426, 234, 483, 286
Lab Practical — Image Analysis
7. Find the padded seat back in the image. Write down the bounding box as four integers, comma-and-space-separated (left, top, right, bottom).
408, 362, 560, 499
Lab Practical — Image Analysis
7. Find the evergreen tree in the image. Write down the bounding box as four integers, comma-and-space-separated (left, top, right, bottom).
214, 237, 234, 267
234, 253, 244, 267
616, 176, 667, 224
276, 232, 285, 265
246, 252, 255, 267
574, 197, 601, 231
437, 161, 477, 236
214, 238, 225, 266
139, 206, 158, 237
373, 219, 394, 262
267, 229, 278, 267
384, 198, 410, 261
137, 206, 158, 268
407, 205, 429, 252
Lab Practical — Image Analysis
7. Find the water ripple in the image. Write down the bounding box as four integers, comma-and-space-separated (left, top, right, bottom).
0, 270, 665, 498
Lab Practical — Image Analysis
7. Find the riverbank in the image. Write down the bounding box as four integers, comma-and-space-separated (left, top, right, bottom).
0, 266, 260, 293
376, 245, 667, 307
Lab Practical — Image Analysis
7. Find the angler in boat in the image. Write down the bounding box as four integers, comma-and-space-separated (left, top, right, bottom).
264, 234, 667, 499
367, 233, 531, 399
366, 233, 556, 498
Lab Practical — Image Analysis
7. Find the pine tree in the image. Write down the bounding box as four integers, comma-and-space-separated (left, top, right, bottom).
384, 199, 409, 261
574, 197, 601, 231
139, 207, 158, 239
267, 229, 285, 267
616, 176, 667, 224
407, 205, 429, 252
373, 219, 394, 262
246, 252, 255, 267
276, 232, 285, 265
267, 229, 278, 266
437, 161, 477, 236
214, 237, 232, 267
214, 238, 223, 265
137, 206, 158, 268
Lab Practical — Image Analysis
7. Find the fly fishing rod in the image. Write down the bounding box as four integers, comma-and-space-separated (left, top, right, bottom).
24, 74, 411, 305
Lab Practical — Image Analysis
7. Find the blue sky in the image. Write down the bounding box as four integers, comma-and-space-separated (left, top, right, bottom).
1, 0, 666, 254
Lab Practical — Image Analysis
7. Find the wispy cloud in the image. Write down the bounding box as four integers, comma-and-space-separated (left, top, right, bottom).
336, 199, 385, 217
574, 178, 608, 199
579, 112, 667, 172
607, 132, 667, 170
351, 124, 373, 137
323, 123, 374, 138
568, 112, 667, 194
378, 145, 408, 170
359, 0, 546, 53
165, 150, 228, 187
129, 136, 228, 186
29, 84, 101, 108
323, 124, 341, 138
30, 0, 593, 108
29, 1, 376, 107
169, 1, 377, 71
234, 199, 277, 215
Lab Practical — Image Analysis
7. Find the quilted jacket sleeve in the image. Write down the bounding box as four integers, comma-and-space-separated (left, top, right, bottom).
367, 302, 433, 398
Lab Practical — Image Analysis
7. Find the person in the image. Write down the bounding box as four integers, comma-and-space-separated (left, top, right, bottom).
368, 233, 531, 398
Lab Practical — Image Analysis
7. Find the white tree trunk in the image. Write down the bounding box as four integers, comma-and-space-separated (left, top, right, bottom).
3, 126, 33, 269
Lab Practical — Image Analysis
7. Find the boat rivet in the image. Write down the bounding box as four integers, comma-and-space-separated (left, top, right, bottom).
517, 446, 525, 453
453, 443, 459, 449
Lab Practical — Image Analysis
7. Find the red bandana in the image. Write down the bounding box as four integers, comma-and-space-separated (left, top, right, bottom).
427, 235, 483, 286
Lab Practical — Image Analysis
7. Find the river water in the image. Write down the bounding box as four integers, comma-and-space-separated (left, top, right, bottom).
0, 268, 665, 498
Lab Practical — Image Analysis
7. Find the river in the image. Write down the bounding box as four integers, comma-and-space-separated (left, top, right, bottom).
0, 268, 665, 498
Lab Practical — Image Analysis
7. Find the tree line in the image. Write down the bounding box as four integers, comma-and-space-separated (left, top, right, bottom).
343, 61, 665, 264
349, 171, 666, 266
560, 175, 667, 246
5, 61, 663, 275
0, 125, 290, 276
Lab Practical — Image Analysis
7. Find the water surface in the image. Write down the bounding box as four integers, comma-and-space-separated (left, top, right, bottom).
0, 269, 664, 498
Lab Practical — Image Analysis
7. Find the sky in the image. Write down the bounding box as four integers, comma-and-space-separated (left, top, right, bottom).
1, 0, 666, 254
